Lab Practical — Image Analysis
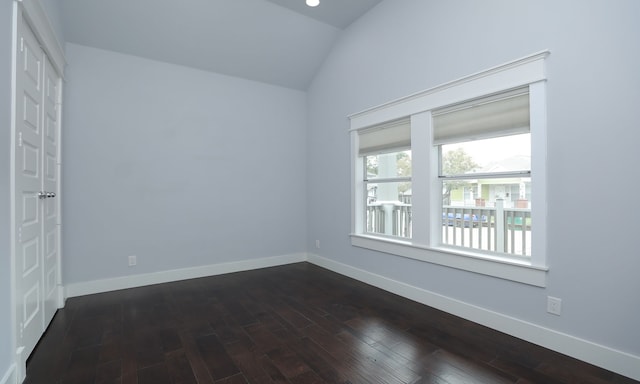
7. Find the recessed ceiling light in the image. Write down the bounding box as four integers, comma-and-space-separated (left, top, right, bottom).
306, 0, 320, 7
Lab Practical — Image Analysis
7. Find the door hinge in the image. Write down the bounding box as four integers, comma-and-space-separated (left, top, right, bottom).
20, 37, 24, 53
20, 322, 24, 339
18, 132, 23, 147
18, 226, 22, 243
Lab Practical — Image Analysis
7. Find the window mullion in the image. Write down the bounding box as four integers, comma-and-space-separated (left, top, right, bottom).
439, 170, 531, 180
409, 112, 432, 246
365, 176, 411, 183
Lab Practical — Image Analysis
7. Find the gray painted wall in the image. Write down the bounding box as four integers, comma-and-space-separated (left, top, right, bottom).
307, 0, 640, 357
1, 0, 14, 378
37, 0, 64, 43
62, 43, 308, 284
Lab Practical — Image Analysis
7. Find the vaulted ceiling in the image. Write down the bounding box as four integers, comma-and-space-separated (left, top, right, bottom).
57, 0, 382, 90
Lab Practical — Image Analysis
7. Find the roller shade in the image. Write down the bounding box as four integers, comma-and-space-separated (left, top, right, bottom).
433, 88, 529, 145
358, 118, 411, 156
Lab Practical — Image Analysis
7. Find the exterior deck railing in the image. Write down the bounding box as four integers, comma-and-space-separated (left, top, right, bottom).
366, 200, 531, 256
366, 202, 411, 238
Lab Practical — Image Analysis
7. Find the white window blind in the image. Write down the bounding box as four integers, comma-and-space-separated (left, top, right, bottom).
433, 87, 530, 145
358, 118, 411, 156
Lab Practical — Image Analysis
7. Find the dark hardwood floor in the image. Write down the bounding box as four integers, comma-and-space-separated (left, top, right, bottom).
24, 263, 637, 384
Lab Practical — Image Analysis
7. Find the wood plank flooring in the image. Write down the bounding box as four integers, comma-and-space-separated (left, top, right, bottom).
24, 263, 637, 384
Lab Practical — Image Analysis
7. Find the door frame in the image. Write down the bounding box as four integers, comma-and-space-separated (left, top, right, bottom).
10, 0, 65, 381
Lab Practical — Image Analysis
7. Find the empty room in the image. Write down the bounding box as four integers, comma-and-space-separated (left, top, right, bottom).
1, 0, 639, 383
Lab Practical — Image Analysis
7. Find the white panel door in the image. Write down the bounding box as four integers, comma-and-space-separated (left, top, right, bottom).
42, 55, 61, 327
13, 13, 62, 369
14, 14, 45, 363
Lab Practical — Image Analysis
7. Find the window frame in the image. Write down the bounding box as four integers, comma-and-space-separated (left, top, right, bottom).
349, 51, 549, 287
362, 151, 413, 239
437, 124, 532, 258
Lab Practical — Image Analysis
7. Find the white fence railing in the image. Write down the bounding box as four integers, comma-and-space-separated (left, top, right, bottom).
366, 200, 531, 256
366, 202, 411, 238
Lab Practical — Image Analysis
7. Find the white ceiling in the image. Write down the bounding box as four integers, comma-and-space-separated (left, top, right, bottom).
265, 0, 382, 29
57, 0, 382, 90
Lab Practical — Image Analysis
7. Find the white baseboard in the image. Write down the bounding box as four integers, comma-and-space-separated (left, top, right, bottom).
0, 364, 16, 384
307, 253, 640, 382
64, 253, 307, 298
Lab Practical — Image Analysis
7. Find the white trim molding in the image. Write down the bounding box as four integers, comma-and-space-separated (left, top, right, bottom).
350, 234, 547, 287
0, 364, 16, 384
65, 253, 307, 298
349, 50, 549, 130
349, 50, 550, 286
307, 253, 640, 382
16, 0, 66, 76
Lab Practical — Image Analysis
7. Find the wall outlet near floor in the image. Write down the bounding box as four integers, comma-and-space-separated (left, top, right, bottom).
128, 255, 137, 267
547, 296, 562, 315
315, 240, 320, 249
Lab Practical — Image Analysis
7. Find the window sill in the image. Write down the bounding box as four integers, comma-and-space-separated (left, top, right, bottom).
350, 234, 547, 287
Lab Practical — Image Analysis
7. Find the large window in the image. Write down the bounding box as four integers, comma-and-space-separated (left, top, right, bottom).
350, 52, 549, 286
359, 119, 412, 238
435, 88, 532, 259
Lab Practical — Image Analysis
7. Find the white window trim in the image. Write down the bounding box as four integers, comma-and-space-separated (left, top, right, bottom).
349, 51, 549, 287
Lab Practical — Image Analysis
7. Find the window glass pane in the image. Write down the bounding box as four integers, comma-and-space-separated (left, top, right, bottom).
366, 181, 412, 238
440, 134, 530, 177
442, 178, 531, 257
366, 150, 411, 179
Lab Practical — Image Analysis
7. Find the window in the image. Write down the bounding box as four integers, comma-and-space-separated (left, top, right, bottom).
349, 51, 549, 287
359, 119, 412, 238
435, 88, 532, 259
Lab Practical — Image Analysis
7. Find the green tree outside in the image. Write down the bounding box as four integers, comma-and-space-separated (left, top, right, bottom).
442, 148, 478, 205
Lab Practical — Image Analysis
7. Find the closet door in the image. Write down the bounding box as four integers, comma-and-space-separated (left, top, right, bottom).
42, 55, 61, 327
13, 12, 61, 369
14, 14, 46, 363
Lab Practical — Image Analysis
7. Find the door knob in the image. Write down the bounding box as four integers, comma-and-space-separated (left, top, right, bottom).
38, 191, 56, 199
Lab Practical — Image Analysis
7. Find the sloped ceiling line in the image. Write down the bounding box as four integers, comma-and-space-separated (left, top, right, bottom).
58, 0, 382, 90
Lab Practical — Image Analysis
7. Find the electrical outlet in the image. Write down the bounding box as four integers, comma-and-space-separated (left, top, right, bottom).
315, 240, 320, 249
128, 255, 137, 267
547, 296, 562, 315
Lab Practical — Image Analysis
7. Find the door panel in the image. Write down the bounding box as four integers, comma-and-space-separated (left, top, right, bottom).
22, 94, 40, 132
15, 15, 45, 362
22, 285, 40, 328
21, 143, 39, 177
42, 55, 60, 327
20, 237, 39, 276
